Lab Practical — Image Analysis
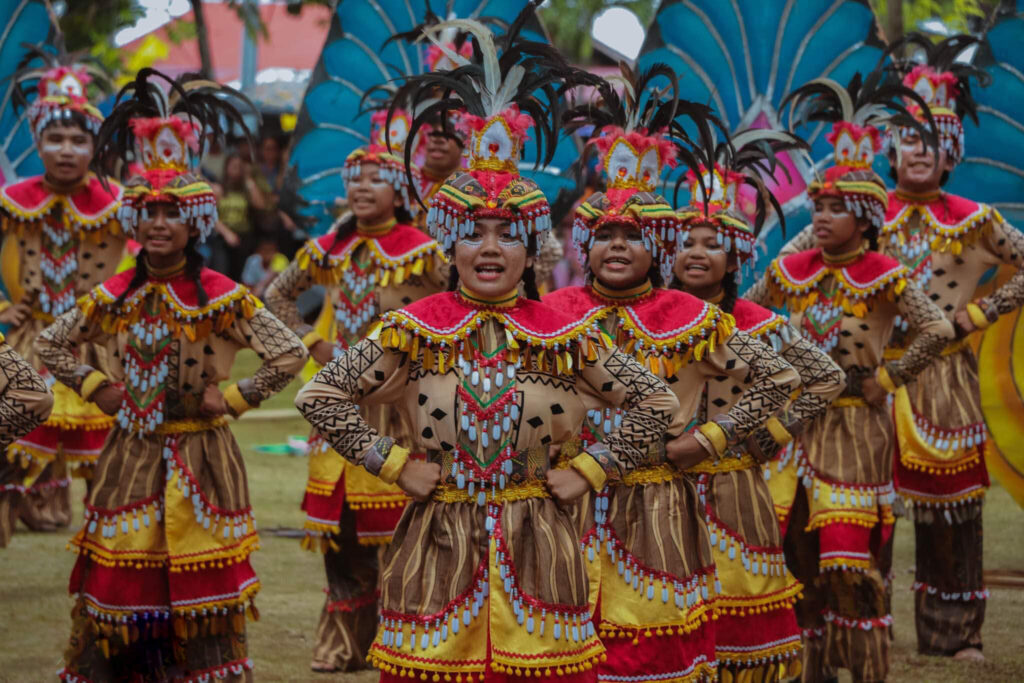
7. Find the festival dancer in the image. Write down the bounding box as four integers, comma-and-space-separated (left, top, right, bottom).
296, 12, 679, 681
745, 75, 956, 682
771, 36, 1024, 662
543, 68, 802, 683
671, 129, 846, 681
264, 107, 447, 672
0, 337, 56, 546
882, 36, 1024, 661
0, 49, 123, 534
38, 71, 308, 682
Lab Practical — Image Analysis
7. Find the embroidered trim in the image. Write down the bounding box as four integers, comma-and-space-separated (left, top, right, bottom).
372, 309, 602, 377
296, 233, 444, 287
80, 279, 262, 342
884, 203, 998, 256
768, 257, 907, 318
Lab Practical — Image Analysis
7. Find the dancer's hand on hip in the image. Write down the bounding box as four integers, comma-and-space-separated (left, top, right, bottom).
546, 468, 591, 504
397, 460, 442, 502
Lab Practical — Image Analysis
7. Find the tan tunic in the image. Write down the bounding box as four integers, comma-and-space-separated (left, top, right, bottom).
296, 292, 680, 678
264, 225, 446, 544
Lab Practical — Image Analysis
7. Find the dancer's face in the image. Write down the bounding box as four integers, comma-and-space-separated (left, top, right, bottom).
890, 130, 953, 194
423, 132, 463, 177
38, 124, 93, 185
587, 222, 652, 289
137, 202, 195, 261
454, 218, 531, 297
347, 162, 401, 225
674, 225, 734, 294
812, 196, 867, 253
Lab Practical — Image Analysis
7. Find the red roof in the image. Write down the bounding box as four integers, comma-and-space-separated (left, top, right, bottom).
121, 1, 332, 82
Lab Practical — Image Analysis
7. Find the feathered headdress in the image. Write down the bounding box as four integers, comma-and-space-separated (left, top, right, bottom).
13, 44, 111, 140
387, 2, 588, 254
676, 126, 805, 269
94, 69, 252, 242
562, 61, 715, 282
883, 34, 989, 164
781, 68, 936, 230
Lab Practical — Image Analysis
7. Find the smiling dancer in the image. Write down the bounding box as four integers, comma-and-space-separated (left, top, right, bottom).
543, 67, 802, 683
37, 71, 307, 682
745, 73, 956, 682
0, 49, 123, 539
672, 128, 846, 682
264, 104, 446, 673
297, 10, 682, 681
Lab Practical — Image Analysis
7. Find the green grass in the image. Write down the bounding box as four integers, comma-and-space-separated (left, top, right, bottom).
0, 351, 1021, 681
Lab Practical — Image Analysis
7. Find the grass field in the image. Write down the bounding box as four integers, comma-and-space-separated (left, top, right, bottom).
1, 351, 1022, 682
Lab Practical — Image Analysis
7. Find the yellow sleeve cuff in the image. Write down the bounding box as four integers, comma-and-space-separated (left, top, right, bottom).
876, 366, 899, 394
966, 303, 992, 330
0, 301, 10, 314
80, 370, 109, 402
223, 383, 255, 417
378, 444, 410, 485
302, 330, 325, 349
765, 417, 793, 446
697, 421, 728, 457
570, 452, 608, 491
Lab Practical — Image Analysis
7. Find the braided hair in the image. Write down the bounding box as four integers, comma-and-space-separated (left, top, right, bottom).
115, 235, 209, 307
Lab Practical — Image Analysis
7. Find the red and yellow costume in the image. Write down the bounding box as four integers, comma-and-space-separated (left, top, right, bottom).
675, 148, 847, 681
264, 111, 446, 670
550, 88, 805, 681
38, 70, 308, 682
883, 62, 1024, 655
748, 87, 957, 680
0, 63, 123, 538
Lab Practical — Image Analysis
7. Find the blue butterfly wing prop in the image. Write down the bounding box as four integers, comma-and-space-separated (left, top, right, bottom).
0, 0, 53, 185
287, 0, 577, 236
946, 9, 1024, 226
638, 0, 885, 279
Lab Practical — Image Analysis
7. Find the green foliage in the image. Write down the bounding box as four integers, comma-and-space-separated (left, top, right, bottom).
539, 0, 655, 62
870, 0, 989, 39
60, 0, 145, 75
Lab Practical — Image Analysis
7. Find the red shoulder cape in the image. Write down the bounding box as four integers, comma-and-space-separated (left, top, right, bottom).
297, 224, 444, 285
0, 174, 122, 229
97, 267, 245, 309
884, 190, 996, 253
731, 299, 786, 338
773, 249, 904, 294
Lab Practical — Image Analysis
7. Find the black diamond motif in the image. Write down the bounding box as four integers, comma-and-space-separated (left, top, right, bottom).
374, 370, 385, 381
527, 416, 543, 428
418, 394, 428, 405
602, 381, 613, 392
430, 408, 447, 420
550, 403, 564, 415
712, 398, 728, 408
421, 427, 434, 439
947, 280, 958, 289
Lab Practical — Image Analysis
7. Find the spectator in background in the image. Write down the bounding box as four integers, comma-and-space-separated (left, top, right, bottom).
210, 152, 268, 279
241, 238, 289, 297
253, 133, 303, 256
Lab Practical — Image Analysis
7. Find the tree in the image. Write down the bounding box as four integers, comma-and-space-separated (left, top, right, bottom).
869, 0, 991, 41
539, 0, 655, 63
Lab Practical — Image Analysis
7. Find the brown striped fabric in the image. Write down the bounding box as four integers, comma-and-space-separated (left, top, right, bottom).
786, 487, 893, 682
706, 467, 781, 549
903, 349, 984, 430
313, 506, 380, 671
606, 475, 713, 579
911, 501, 985, 655
88, 427, 249, 512
802, 403, 893, 485
380, 497, 589, 613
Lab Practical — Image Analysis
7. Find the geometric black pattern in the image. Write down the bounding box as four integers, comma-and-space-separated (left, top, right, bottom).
262, 260, 314, 336
779, 332, 844, 424
0, 342, 51, 449
891, 284, 955, 385
717, 330, 795, 439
